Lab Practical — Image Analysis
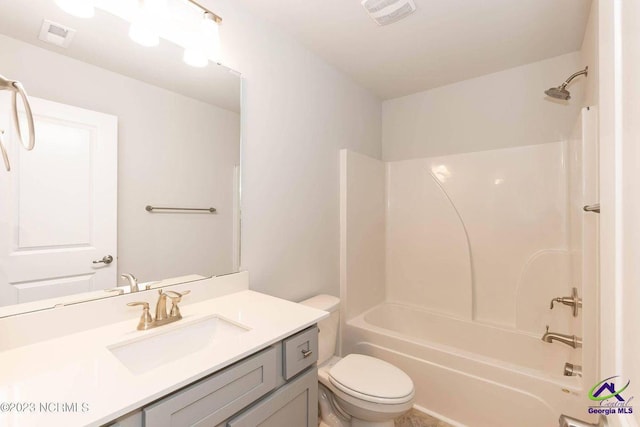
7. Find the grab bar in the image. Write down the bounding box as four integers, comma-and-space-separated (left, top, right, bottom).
583, 204, 600, 213
145, 205, 217, 213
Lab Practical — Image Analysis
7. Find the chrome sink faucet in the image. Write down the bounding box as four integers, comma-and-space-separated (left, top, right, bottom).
127, 289, 191, 331
541, 326, 582, 349
120, 273, 139, 293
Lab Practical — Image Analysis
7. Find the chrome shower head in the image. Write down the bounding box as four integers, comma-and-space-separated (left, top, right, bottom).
544, 66, 588, 101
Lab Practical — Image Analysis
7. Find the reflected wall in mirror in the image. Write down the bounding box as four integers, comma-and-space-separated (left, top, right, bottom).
0, 0, 241, 317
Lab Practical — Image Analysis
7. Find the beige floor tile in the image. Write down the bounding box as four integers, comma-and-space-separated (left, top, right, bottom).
395, 408, 454, 427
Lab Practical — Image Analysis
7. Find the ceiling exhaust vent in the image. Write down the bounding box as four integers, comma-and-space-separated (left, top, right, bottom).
361, 0, 416, 26
38, 20, 76, 48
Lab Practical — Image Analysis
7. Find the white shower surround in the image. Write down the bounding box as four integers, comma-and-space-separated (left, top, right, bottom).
386, 141, 574, 332
339, 109, 597, 426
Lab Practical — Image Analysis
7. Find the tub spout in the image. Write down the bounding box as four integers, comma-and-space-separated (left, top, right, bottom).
542, 326, 582, 349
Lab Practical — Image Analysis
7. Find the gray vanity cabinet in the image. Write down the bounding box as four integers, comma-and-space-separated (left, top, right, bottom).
105, 325, 319, 427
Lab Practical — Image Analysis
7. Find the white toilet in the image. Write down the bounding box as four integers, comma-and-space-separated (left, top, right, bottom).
300, 295, 415, 427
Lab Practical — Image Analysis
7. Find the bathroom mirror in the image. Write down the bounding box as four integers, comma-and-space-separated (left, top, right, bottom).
0, 0, 241, 316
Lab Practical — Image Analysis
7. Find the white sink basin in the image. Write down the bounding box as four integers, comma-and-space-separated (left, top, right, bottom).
108, 315, 250, 374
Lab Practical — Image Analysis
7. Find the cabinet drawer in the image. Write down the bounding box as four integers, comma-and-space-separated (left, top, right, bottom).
143, 347, 277, 427
282, 326, 318, 380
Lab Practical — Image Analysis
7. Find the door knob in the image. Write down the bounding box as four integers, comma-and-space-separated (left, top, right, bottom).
93, 255, 113, 264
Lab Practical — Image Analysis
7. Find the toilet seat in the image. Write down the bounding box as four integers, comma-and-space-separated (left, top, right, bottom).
328, 354, 415, 405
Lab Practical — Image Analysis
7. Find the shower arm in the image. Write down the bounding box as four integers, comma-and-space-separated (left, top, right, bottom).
559, 67, 588, 89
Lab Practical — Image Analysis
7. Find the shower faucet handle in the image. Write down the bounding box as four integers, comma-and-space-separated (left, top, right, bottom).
549, 287, 582, 317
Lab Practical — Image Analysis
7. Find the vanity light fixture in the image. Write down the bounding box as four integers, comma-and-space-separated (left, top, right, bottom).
54, 0, 95, 19
55, 0, 223, 66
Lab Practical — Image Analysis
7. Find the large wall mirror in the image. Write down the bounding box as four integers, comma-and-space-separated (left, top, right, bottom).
0, 0, 241, 317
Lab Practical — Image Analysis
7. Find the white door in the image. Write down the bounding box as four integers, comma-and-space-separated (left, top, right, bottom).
0, 95, 117, 306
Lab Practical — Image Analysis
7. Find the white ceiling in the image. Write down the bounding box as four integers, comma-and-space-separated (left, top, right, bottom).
0, 0, 240, 112
241, 0, 592, 100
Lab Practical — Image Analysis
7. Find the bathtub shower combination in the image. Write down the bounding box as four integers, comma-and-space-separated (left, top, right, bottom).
339, 107, 599, 427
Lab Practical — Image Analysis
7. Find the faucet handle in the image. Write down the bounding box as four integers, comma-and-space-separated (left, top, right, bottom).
127, 302, 153, 330
165, 290, 190, 318
165, 290, 190, 298
549, 287, 582, 317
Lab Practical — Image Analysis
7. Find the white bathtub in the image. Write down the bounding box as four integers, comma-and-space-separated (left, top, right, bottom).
344, 303, 595, 427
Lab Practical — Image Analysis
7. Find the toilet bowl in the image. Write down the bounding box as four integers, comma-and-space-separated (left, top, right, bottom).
300, 295, 415, 427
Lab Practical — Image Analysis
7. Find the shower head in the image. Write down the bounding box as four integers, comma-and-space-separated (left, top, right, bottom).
544, 66, 588, 101
545, 86, 572, 100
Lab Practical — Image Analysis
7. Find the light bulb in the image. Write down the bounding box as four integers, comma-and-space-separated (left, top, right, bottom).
55, 0, 95, 18
183, 47, 208, 68
129, 0, 159, 47
201, 12, 221, 62
145, 0, 168, 15
129, 21, 159, 47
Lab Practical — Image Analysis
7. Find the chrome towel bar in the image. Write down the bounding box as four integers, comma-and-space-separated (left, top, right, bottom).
583, 204, 600, 213
145, 205, 216, 213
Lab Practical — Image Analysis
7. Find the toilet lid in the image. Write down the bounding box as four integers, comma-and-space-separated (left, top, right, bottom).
328, 354, 414, 402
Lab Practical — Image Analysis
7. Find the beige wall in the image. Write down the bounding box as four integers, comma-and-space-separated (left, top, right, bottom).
207, 0, 383, 301
381, 52, 585, 161
0, 34, 240, 283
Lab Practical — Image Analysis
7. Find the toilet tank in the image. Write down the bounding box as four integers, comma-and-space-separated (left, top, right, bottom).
299, 294, 340, 365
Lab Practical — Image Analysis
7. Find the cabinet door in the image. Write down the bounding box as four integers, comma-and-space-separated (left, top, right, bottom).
143, 347, 277, 427
227, 368, 317, 427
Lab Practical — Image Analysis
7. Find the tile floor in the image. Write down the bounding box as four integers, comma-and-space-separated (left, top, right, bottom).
395, 409, 454, 427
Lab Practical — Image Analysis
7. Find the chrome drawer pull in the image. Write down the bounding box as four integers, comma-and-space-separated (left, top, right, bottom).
301, 349, 313, 358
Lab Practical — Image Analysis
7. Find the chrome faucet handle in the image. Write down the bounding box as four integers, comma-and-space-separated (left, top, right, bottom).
127, 302, 153, 330
165, 290, 190, 318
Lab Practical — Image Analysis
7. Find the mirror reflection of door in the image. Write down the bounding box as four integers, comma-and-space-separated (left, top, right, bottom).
0, 95, 117, 305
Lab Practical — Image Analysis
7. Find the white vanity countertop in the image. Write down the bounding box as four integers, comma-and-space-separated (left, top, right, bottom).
0, 290, 328, 427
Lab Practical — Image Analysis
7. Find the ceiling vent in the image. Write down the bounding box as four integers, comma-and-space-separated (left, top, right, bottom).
361, 0, 417, 26
38, 20, 76, 48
